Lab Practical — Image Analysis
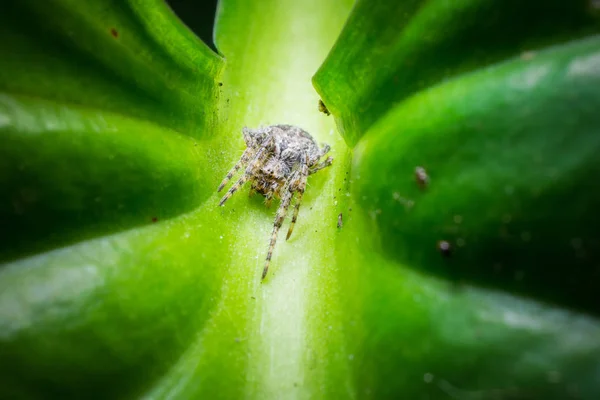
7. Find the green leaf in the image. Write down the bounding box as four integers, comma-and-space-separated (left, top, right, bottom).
313, 0, 600, 145
1, 1, 225, 398
2, 0, 600, 399
0, 0, 223, 260
353, 35, 600, 314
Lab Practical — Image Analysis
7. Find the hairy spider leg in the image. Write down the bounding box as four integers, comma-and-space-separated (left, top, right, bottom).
286, 159, 309, 240
219, 143, 270, 206
264, 193, 274, 207
264, 179, 281, 207
217, 147, 256, 192
262, 173, 297, 280
309, 156, 333, 175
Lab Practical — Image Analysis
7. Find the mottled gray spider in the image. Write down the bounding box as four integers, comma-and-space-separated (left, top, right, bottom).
218, 124, 333, 280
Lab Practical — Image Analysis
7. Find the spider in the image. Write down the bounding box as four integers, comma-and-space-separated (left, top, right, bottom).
217, 124, 333, 280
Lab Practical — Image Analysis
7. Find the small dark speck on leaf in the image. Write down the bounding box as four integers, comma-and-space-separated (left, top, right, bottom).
349, 208, 352, 212
218, 82, 223, 86
337, 213, 343, 228
251, 296, 256, 300
318, 99, 330, 116
415, 166, 429, 189
438, 240, 451, 257
110, 28, 119, 38
152, 217, 158, 223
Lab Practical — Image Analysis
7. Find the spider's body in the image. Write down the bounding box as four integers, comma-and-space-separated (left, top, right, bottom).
218, 124, 333, 280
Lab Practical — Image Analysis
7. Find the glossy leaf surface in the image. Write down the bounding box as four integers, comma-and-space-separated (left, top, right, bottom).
314, 0, 600, 145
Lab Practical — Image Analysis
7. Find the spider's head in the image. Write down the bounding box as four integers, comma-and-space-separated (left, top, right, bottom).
262, 158, 288, 180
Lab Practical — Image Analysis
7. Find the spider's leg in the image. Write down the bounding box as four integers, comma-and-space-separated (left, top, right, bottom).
264, 194, 273, 208
309, 156, 333, 175
320, 143, 331, 156
286, 162, 308, 240
262, 178, 295, 280
219, 144, 268, 206
217, 147, 255, 192
219, 175, 249, 206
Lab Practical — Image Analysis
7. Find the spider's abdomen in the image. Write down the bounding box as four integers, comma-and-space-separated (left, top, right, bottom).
272, 125, 321, 167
